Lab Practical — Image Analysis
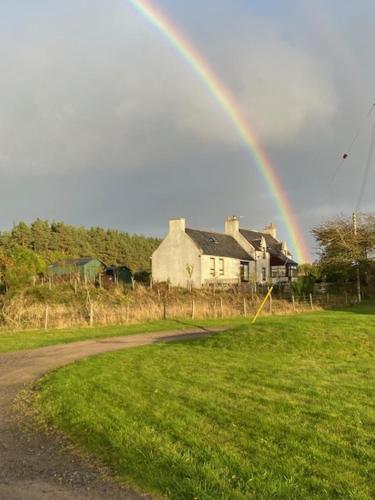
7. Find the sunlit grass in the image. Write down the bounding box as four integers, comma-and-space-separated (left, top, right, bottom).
35, 304, 375, 499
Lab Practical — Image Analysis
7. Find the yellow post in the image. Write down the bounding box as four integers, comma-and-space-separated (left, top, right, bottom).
252, 286, 274, 324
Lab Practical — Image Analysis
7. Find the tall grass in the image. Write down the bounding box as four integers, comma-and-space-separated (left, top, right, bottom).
0, 283, 360, 331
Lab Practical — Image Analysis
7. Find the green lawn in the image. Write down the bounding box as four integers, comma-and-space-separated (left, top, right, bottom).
0, 318, 242, 353
34, 304, 375, 499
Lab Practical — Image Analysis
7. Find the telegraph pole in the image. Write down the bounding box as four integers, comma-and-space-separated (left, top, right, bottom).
352, 212, 361, 303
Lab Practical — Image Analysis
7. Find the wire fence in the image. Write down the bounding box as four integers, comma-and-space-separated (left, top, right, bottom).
0, 287, 365, 332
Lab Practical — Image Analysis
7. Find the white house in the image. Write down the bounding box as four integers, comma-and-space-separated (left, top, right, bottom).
152, 217, 298, 288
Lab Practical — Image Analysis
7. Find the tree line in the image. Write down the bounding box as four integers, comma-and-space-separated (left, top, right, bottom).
0, 219, 161, 288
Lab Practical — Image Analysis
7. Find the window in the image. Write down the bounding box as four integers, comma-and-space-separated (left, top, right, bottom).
210, 257, 216, 277
208, 236, 218, 244
240, 261, 249, 282
219, 258, 224, 276
288, 266, 297, 278
271, 266, 286, 278
262, 267, 267, 282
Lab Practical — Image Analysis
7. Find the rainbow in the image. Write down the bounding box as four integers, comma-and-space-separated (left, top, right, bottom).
127, 0, 310, 262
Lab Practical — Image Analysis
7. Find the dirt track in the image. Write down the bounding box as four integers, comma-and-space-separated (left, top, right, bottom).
0, 327, 222, 500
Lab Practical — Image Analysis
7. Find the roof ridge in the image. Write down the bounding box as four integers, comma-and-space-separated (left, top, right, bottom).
186, 227, 227, 236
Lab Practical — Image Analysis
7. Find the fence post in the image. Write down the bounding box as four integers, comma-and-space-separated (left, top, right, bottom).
191, 299, 195, 320
243, 297, 247, 317
220, 297, 224, 319
163, 300, 167, 320
269, 294, 273, 315
44, 305, 49, 331
309, 293, 313, 310
292, 295, 296, 312
89, 303, 94, 327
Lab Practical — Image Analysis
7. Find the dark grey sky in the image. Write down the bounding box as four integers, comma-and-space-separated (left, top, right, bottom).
1, 0, 374, 259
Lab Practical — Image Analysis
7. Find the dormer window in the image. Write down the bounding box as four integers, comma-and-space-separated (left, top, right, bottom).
208, 236, 218, 244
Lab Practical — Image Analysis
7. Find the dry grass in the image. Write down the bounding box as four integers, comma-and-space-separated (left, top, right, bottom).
0, 283, 358, 331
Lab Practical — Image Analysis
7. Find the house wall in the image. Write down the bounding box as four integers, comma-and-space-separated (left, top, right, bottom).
152, 219, 202, 288
200, 255, 246, 284
254, 251, 270, 284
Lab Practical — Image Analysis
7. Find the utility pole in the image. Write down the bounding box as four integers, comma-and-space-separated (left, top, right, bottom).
352, 212, 361, 303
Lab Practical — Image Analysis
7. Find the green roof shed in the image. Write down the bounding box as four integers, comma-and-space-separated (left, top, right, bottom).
49, 257, 104, 282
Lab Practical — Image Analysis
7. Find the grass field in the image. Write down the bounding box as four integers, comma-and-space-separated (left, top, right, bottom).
0, 318, 243, 354
34, 304, 375, 499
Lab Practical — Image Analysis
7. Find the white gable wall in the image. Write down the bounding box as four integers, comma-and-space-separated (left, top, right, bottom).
152, 219, 202, 288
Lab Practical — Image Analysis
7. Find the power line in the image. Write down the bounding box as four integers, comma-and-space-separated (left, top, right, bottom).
330, 102, 375, 184
356, 122, 375, 212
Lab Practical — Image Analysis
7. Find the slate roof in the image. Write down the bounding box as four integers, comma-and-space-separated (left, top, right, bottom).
240, 229, 298, 266
186, 228, 253, 261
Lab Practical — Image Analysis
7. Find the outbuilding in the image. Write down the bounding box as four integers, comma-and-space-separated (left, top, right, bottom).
49, 257, 104, 282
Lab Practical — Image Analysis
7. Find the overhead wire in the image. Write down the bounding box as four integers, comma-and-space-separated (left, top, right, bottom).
356, 121, 375, 212
329, 102, 375, 184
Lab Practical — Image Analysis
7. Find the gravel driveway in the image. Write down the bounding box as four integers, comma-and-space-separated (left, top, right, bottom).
0, 327, 222, 500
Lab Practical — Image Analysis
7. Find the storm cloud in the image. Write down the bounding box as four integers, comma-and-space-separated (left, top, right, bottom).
0, 0, 374, 256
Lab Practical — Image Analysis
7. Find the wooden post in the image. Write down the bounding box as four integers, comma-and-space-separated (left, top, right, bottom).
243, 297, 247, 317
220, 297, 224, 319
126, 302, 130, 324
74, 279, 78, 294
309, 293, 313, 310
163, 300, 167, 320
44, 305, 49, 331
191, 299, 195, 320
213, 301, 217, 319
292, 295, 296, 312
269, 294, 273, 315
98, 273, 102, 289
89, 303, 94, 327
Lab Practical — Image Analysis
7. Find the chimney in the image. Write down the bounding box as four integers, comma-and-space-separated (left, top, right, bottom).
225, 216, 240, 236
169, 218, 186, 233
263, 222, 277, 239
281, 241, 288, 255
